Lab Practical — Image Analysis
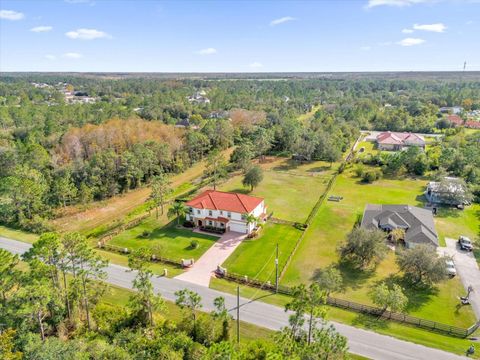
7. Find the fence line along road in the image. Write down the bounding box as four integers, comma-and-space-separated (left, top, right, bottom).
0, 236, 469, 360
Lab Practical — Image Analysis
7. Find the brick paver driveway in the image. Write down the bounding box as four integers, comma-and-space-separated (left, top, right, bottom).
175, 231, 246, 287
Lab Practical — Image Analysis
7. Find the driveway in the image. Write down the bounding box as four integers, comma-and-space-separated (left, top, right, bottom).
175, 231, 246, 287
442, 238, 480, 319
0, 236, 469, 359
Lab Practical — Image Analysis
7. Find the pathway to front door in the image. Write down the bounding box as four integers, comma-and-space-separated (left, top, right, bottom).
175, 231, 246, 287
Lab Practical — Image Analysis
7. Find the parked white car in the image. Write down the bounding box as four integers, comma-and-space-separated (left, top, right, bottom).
445, 259, 457, 277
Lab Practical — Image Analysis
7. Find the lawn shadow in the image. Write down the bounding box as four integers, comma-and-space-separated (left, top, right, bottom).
307, 166, 331, 173
335, 261, 376, 292
377, 274, 439, 313
226, 187, 250, 195
272, 159, 302, 172
351, 313, 389, 331
435, 207, 462, 219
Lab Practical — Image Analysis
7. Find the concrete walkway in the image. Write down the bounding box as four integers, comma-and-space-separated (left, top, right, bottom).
175, 231, 246, 287
442, 238, 480, 319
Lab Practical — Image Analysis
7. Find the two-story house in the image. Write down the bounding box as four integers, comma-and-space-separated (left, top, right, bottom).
185, 190, 267, 234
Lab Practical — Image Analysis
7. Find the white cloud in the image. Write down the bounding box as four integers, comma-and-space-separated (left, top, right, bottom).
249, 62, 264, 68
0, 9, 25, 20
45, 54, 56, 60
270, 16, 296, 26
402, 28, 414, 33
65, 28, 111, 40
366, 0, 429, 8
466, 20, 474, 25
63, 52, 83, 59
413, 23, 446, 32
31, 26, 53, 33
196, 47, 217, 55
360, 46, 372, 51
397, 37, 426, 46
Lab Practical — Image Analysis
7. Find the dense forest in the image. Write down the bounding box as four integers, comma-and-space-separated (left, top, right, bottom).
0, 74, 479, 232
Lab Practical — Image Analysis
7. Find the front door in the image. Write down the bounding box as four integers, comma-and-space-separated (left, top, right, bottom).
198, 220, 203, 227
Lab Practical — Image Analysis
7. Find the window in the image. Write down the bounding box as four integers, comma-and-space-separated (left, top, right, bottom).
208, 221, 213, 226
189, 207, 193, 213
220, 223, 225, 227
241, 214, 246, 220
220, 210, 223, 215
209, 210, 213, 216
227, 212, 231, 218
197, 210, 200, 215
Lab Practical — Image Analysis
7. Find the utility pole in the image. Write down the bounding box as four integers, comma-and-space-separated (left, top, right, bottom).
236, 285, 240, 344
275, 243, 279, 293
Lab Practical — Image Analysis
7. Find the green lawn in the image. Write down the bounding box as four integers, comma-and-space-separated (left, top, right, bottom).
210, 277, 480, 358
435, 204, 480, 244
280, 168, 477, 327
356, 141, 378, 156
0, 225, 39, 244
109, 216, 217, 261
222, 222, 303, 283
219, 158, 334, 223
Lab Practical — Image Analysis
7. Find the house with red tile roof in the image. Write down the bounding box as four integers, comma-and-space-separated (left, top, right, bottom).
185, 190, 267, 234
446, 114, 464, 127
376, 131, 425, 151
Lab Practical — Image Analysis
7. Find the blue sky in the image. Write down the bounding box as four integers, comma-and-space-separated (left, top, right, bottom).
1, 0, 479, 72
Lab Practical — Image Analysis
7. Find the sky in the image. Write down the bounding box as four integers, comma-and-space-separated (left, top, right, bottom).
0, 0, 479, 72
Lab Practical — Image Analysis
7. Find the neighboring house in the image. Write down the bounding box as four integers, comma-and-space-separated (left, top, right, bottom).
185, 190, 267, 234
425, 177, 469, 206
376, 131, 426, 151
361, 204, 438, 248
439, 106, 463, 114
174, 118, 199, 130
187, 92, 210, 104
446, 114, 464, 127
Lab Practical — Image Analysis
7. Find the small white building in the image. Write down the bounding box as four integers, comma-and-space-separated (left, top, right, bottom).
185, 190, 267, 234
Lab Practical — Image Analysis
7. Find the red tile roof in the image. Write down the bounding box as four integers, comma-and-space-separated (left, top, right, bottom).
186, 190, 264, 213
376, 131, 425, 145
205, 216, 230, 223
447, 114, 464, 126
465, 120, 480, 129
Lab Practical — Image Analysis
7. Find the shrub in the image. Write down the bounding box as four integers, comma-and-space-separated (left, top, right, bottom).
361, 169, 382, 183
183, 221, 195, 228
190, 240, 199, 249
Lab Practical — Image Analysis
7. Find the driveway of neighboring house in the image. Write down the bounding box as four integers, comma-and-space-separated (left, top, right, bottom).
441, 238, 480, 319
175, 231, 247, 287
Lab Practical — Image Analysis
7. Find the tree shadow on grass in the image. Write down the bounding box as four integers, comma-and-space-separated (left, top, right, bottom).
226, 187, 250, 195
435, 207, 462, 219
351, 313, 389, 331
376, 273, 439, 313
335, 261, 377, 292
307, 166, 331, 173
272, 159, 302, 172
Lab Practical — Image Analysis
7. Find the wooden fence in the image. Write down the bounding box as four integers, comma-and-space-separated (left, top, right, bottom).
218, 271, 480, 338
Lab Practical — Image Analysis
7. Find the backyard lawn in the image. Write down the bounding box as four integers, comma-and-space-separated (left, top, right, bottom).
218, 157, 335, 223
222, 222, 303, 283
280, 168, 477, 326
109, 216, 218, 261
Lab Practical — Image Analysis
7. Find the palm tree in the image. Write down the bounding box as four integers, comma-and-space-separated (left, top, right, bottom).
245, 214, 259, 230
168, 201, 187, 226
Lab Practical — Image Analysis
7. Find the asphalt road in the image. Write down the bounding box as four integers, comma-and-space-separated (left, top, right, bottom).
0, 236, 468, 360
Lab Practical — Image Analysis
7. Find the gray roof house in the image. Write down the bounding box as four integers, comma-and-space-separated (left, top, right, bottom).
361, 204, 438, 248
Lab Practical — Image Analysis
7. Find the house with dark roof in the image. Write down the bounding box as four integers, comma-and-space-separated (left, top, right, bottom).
376, 132, 426, 151
361, 204, 438, 248
185, 190, 267, 234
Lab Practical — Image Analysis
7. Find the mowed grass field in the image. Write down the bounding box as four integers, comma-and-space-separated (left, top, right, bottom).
281, 168, 477, 326
222, 222, 303, 283
219, 157, 335, 223
109, 216, 217, 261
